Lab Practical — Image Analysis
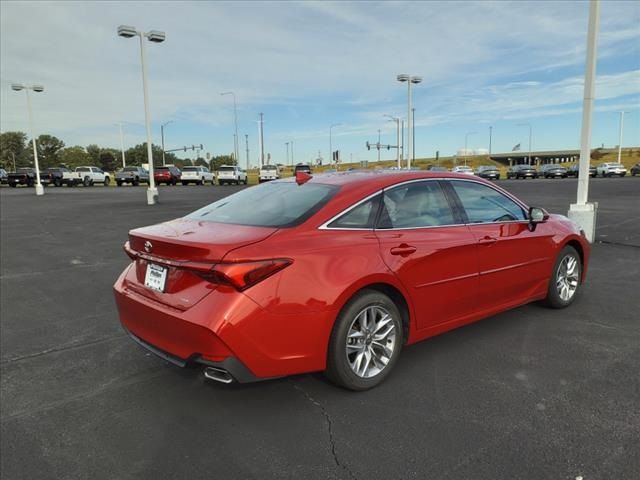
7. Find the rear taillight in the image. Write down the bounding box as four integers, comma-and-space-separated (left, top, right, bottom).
195, 259, 292, 291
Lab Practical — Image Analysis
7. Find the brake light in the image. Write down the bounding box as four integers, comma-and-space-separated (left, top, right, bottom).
196, 259, 292, 291
123, 241, 137, 260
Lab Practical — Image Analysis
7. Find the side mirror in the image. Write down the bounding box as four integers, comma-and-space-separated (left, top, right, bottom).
528, 207, 549, 232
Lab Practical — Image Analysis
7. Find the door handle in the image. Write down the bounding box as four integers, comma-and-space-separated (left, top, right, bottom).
390, 244, 417, 256
478, 235, 497, 245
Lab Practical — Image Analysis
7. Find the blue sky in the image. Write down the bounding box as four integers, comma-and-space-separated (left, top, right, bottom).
1, 0, 639, 167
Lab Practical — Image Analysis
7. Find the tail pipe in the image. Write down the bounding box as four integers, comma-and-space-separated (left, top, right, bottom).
203, 366, 234, 384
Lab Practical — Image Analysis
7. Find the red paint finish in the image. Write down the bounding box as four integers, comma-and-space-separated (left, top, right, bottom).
113, 171, 590, 381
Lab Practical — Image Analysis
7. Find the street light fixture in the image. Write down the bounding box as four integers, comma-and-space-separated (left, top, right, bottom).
464, 131, 477, 166
329, 123, 341, 168
161, 120, 173, 166
397, 74, 422, 169
117, 24, 166, 205
516, 122, 532, 165
221, 92, 239, 166
12, 83, 45, 196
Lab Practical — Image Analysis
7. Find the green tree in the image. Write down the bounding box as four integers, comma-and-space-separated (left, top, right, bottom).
124, 143, 169, 166
209, 155, 235, 172
59, 146, 90, 168
99, 149, 119, 172
28, 134, 65, 168
86, 144, 101, 165
0, 131, 28, 170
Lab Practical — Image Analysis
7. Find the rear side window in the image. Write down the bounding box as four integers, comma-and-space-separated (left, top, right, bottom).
219, 166, 236, 172
450, 180, 526, 223
327, 194, 381, 229
377, 181, 455, 229
187, 182, 338, 228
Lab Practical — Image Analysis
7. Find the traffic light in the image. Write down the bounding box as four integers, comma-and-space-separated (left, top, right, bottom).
366, 141, 370, 150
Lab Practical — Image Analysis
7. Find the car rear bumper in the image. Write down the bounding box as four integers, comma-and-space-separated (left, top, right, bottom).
113, 265, 333, 381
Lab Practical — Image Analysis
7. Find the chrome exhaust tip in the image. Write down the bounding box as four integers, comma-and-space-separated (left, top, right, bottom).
203, 366, 234, 384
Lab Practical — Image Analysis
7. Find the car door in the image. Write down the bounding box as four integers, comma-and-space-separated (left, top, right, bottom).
445, 179, 554, 313
374, 180, 478, 331
92, 167, 105, 183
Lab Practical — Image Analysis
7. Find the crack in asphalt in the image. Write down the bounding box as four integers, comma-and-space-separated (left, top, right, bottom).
290, 381, 358, 480
0, 333, 127, 365
595, 240, 640, 249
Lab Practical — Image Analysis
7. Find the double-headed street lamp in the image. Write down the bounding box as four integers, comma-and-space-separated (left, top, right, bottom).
221, 92, 239, 165
11, 83, 45, 196
161, 120, 173, 166
117, 25, 165, 205
329, 123, 341, 168
397, 74, 422, 169
516, 122, 533, 165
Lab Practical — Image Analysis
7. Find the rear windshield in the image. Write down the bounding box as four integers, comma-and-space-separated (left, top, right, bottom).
183, 166, 198, 172
155, 166, 169, 171
187, 182, 338, 228
123, 167, 139, 172
218, 166, 236, 172
262, 165, 277, 170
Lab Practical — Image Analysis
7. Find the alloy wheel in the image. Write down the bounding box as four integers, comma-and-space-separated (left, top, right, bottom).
346, 305, 397, 378
556, 255, 579, 302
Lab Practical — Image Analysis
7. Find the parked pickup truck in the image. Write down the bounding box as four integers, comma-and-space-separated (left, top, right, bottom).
259, 164, 280, 183
8, 168, 37, 187
75, 166, 111, 186
115, 166, 149, 186
39, 167, 81, 187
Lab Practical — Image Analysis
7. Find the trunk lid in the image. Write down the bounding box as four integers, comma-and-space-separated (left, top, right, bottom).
124, 219, 277, 310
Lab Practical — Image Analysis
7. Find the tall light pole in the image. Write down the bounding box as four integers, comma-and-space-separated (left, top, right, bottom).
116, 123, 126, 168
285, 142, 289, 165
384, 114, 401, 168
568, 0, 600, 243
329, 123, 340, 168
245, 134, 249, 170
489, 126, 493, 155
290, 139, 295, 165
11, 83, 45, 196
161, 120, 173, 166
258, 112, 265, 167
617, 111, 627, 164
117, 25, 165, 205
517, 123, 532, 165
221, 92, 239, 166
397, 74, 422, 169
412, 107, 416, 163
377, 129, 381, 162
464, 131, 477, 166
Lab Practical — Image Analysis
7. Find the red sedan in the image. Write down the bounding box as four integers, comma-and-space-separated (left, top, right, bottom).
113, 170, 590, 390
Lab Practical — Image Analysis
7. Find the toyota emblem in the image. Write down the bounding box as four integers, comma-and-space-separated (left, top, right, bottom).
144, 241, 153, 253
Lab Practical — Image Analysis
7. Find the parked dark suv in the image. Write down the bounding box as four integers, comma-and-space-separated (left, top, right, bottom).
630, 163, 640, 176
506, 164, 538, 179
154, 165, 181, 185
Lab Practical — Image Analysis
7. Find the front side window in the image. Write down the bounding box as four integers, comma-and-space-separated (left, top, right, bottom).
377, 181, 455, 229
327, 194, 381, 229
450, 180, 526, 224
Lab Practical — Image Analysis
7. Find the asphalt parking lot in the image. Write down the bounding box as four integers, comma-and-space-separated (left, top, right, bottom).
1, 177, 639, 480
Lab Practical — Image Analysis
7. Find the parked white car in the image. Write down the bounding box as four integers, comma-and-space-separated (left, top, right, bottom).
451, 165, 474, 175
217, 165, 247, 185
596, 162, 627, 177
259, 164, 280, 183
181, 166, 214, 185
75, 166, 111, 186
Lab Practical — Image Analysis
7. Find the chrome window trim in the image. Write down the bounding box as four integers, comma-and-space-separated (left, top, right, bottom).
318, 177, 529, 231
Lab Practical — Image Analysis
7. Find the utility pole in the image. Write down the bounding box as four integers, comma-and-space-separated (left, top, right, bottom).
117, 123, 126, 168
400, 120, 404, 168
245, 134, 249, 170
489, 126, 493, 155
377, 129, 381, 162
259, 113, 265, 167
412, 108, 416, 163
285, 142, 289, 166
291, 140, 295, 165
617, 111, 626, 164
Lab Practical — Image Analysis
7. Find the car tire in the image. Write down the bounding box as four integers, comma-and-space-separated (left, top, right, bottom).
325, 289, 404, 391
54, 178, 62, 187
543, 245, 582, 309
104, 177, 110, 186
9, 183, 16, 188
132, 177, 139, 186
117, 181, 123, 187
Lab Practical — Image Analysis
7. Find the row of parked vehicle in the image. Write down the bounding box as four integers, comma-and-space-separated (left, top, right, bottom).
433, 162, 638, 180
